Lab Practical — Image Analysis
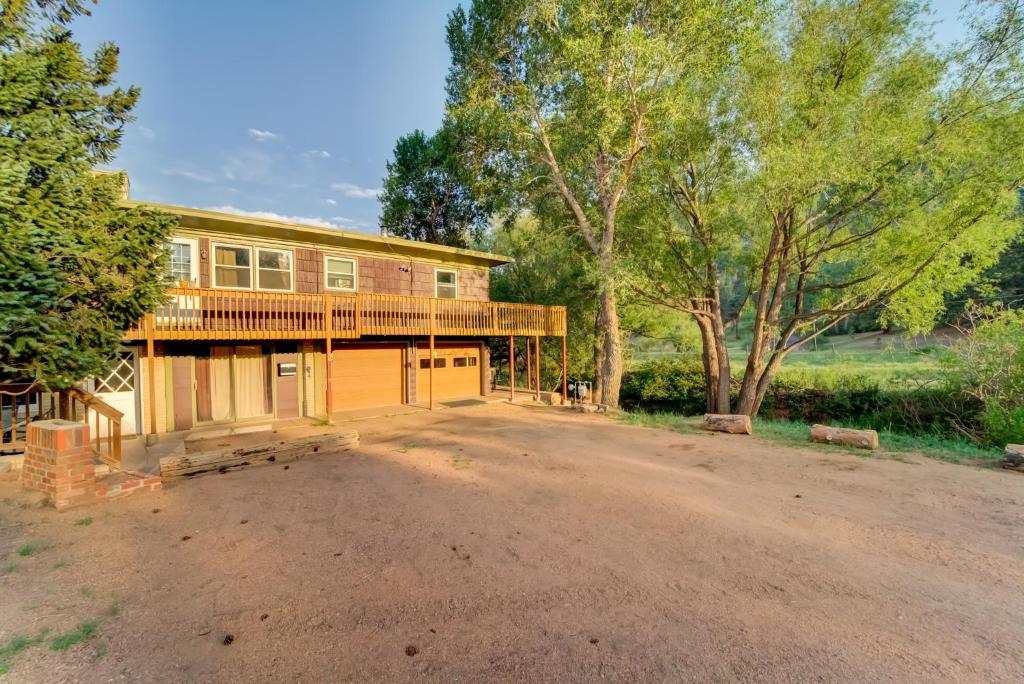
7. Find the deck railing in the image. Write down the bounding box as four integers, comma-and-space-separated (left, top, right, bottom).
124, 287, 566, 341
0, 384, 122, 466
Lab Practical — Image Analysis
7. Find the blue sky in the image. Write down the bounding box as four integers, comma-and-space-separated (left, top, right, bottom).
73, 0, 969, 235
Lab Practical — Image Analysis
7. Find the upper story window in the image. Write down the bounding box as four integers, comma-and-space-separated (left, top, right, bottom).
257, 248, 293, 291
435, 269, 458, 299
213, 243, 253, 289
324, 256, 357, 291
166, 237, 198, 285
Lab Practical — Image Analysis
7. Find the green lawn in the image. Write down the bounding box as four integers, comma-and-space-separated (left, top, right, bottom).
619, 412, 1003, 465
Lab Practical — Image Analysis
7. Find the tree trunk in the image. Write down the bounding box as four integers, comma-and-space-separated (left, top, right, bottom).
598, 281, 623, 408
696, 318, 719, 413
708, 285, 732, 414
592, 310, 604, 402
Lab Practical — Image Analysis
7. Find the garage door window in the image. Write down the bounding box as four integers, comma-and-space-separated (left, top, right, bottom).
419, 358, 431, 369
434, 358, 446, 368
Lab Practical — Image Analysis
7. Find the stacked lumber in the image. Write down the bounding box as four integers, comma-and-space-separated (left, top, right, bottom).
160, 430, 358, 479
702, 414, 752, 434
810, 425, 878, 450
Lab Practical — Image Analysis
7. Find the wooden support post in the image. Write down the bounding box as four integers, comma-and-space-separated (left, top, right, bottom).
325, 336, 333, 418
429, 299, 436, 411
525, 338, 532, 391
509, 336, 515, 402
534, 335, 541, 402
561, 335, 568, 405
324, 294, 334, 420
145, 314, 156, 436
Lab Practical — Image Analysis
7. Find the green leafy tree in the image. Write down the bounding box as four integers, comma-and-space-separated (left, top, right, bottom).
0, 0, 175, 388
445, 0, 756, 407
635, 0, 1024, 415
379, 124, 489, 248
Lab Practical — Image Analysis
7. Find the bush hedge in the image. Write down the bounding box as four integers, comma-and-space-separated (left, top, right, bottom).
621, 358, 997, 444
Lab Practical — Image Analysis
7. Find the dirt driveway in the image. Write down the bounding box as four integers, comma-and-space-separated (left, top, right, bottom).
1, 403, 1022, 682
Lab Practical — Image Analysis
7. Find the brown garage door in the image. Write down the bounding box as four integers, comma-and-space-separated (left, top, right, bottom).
417, 343, 482, 402
331, 343, 404, 411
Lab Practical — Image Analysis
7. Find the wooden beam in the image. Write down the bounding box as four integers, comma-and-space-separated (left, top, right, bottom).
324, 337, 333, 419
160, 430, 359, 479
429, 334, 435, 411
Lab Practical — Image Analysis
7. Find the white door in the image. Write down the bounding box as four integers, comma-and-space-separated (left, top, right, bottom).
91, 350, 140, 436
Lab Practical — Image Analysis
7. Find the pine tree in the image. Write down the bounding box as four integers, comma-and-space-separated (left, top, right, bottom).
0, 0, 176, 388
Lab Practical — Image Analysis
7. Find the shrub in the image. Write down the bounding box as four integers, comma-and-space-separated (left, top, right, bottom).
621, 359, 706, 414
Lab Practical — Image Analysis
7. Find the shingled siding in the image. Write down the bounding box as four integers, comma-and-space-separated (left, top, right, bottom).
458, 268, 489, 301
296, 248, 321, 294
183, 238, 489, 300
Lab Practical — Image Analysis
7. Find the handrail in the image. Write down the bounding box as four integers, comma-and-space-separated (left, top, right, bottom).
0, 383, 122, 466
125, 287, 567, 340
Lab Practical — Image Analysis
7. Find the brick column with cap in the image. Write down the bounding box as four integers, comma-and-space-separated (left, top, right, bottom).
21, 419, 95, 510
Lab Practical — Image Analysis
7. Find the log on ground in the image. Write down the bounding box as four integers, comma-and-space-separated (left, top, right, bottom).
702, 414, 752, 435
160, 430, 359, 479
810, 425, 878, 450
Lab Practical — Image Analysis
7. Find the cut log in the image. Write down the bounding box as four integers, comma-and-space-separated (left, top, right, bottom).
1004, 444, 1023, 468
810, 424, 878, 450
160, 430, 358, 479
703, 414, 752, 435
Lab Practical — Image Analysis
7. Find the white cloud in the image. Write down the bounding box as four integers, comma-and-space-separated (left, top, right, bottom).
205, 205, 360, 230
137, 125, 156, 140
247, 128, 281, 142
162, 168, 216, 183
325, 198, 337, 205
330, 181, 381, 199
304, 149, 331, 159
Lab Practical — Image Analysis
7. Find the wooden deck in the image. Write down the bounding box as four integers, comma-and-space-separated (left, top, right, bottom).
124, 287, 567, 341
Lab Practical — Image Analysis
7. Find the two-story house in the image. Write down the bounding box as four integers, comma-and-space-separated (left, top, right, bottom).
89, 194, 566, 440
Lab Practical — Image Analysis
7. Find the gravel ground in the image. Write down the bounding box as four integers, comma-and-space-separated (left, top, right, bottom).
0, 402, 1022, 682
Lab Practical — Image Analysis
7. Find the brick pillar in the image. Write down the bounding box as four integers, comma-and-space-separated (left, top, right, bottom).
21, 420, 95, 510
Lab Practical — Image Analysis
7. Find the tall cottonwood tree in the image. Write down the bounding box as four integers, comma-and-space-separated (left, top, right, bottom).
635, 0, 1024, 415
445, 0, 755, 407
0, 0, 175, 388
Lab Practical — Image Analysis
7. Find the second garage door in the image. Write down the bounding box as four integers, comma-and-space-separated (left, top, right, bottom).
331, 343, 404, 411
417, 343, 482, 402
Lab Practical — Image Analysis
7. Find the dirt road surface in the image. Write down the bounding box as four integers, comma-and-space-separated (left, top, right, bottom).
1, 403, 1022, 682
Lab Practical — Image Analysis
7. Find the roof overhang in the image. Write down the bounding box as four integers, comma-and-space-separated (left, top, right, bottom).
122, 201, 513, 269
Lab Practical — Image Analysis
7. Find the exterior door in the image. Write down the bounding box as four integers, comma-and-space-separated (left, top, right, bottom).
91, 349, 140, 435
331, 343, 404, 411
417, 343, 482, 402
195, 346, 233, 423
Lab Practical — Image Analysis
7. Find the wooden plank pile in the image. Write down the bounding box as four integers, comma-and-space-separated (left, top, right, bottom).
160, 430, 359, 479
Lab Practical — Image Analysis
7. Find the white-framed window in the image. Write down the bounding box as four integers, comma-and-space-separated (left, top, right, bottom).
166, 237, 199, 285
435, 269, 458, 299
212, 243, 253, 290
324, 256, 357, 291
256, 247, 293, 291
